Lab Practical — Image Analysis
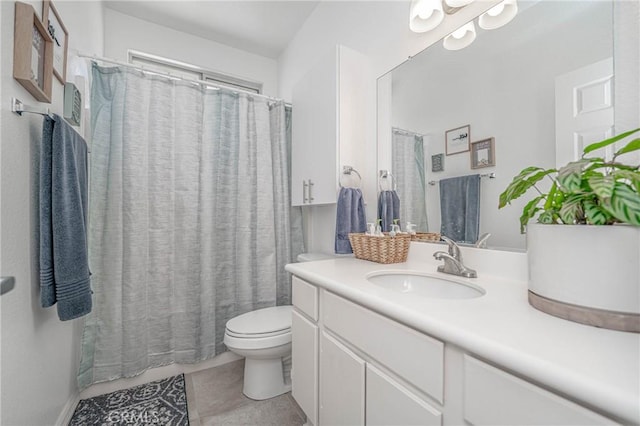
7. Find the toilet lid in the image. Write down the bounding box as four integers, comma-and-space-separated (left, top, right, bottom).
226, 305, 292, 336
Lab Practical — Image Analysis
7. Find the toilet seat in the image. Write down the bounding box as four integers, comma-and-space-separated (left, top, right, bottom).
225, 305, 292, 337
225, 328, 290, 339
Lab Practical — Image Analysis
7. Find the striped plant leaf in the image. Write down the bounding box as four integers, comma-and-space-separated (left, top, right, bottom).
583, 200, 612, 225
538, 210, 555, 224
499, 168, 553, 208
605, 183, 640, 225
613, 170, 640, 193
588, 175, 615, 199
557, 160, 590, 192
559, 194, 584, 224
519, 196, 544, 233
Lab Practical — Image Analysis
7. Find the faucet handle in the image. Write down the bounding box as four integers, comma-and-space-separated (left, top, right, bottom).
475, 233, 491, 248
440, 235, 461, 259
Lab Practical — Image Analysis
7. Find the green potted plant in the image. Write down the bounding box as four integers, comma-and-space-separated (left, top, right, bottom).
499, 128, 640, 332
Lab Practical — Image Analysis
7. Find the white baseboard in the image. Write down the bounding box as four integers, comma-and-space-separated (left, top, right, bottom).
56, 392, 80, 426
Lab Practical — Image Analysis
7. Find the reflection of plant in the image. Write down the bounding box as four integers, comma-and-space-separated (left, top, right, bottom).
499, 128, 640, 233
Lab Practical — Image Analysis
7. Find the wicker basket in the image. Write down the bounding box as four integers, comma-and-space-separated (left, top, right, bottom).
411, 232, 441, 242
348, 233, 411, 264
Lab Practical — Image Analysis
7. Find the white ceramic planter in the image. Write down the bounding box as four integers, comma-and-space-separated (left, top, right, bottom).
526, 223, 640, 332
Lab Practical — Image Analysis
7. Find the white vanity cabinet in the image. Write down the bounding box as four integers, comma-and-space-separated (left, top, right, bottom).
292, 276, 443, 426
291, 45, 369, 206
463, 355, 615, 425
291, 277, 319, 425
290, 274, 620, 426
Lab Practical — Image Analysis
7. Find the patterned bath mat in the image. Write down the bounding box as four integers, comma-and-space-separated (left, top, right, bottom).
69, 374, 189, 425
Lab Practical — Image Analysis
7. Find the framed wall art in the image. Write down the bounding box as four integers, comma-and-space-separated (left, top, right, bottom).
13, 2, 53, 103
43, 0, 68, 84
431, 153, 444, 172
445, 124, 470, 155
471, 137, 496, 169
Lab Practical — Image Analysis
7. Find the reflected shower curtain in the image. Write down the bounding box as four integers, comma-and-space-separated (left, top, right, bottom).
392, 128, 428, 231
78, 64, 303, 388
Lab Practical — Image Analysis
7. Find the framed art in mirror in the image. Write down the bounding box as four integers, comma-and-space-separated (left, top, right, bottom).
445, 124, 470, 155
43, 0, 68, 84
431, 153, 444, 172
13, 2, 53, 103
470, 137, 495, 169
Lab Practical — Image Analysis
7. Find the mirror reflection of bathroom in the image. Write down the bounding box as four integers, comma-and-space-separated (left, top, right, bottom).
378, 0, 614, 250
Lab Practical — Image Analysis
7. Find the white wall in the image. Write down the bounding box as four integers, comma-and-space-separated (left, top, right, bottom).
391, 1, 612, 250
0, 2, 104, 425
103, 8, 279, 96
278, 0, 500, 254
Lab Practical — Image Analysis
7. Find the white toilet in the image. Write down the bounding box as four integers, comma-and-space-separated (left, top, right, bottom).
223, 253, 336, 400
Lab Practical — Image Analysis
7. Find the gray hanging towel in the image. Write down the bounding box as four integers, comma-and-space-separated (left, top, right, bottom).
335, 187, 367, 254
377, 190, 400, 232
40, 114, 92, 321
439, 174, 481, 244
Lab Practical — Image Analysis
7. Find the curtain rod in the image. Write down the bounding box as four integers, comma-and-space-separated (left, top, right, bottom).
77, 53, 292, 107
392, 127, 425, 137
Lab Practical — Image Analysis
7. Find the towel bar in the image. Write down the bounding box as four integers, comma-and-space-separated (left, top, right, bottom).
429, 172, 495, 186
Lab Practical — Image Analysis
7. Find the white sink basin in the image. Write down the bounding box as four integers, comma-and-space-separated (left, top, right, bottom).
366, 272, 485, 300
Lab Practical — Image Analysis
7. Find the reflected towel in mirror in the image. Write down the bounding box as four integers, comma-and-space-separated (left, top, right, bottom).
439, 175, 480, 244
378, 190, 400, 232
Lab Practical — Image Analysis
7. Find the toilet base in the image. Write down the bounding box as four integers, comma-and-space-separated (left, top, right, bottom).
243, 357, 291, 400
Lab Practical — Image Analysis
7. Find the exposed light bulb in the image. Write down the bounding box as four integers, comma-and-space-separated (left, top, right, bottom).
488, 3, 505, 16
418, 8, 434, 19
409, 0, 445, 33
479, 0, 518, 30
443, 21, 476, 50
451, 26, 469, 39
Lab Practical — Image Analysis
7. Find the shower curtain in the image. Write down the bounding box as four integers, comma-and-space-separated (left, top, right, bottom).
78, 64, 303, 388
392, 128, 428, 231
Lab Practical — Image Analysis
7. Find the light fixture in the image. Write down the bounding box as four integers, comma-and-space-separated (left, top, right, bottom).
409, 0, 517, 50
444, 0, 475, 8
409, 0, 445, 33
443, 21, 476, 50
479, 0, 518, 30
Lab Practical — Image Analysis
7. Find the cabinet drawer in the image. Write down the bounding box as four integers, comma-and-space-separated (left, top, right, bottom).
292, 276, 318, 321
464, 355, 615, 425
323, 291, 444, 403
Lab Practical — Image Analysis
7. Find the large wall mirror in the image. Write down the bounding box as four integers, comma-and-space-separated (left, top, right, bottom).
376, 0, 635, 251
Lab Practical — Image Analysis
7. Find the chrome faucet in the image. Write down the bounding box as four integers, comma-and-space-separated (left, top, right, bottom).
434, 236, 477, 278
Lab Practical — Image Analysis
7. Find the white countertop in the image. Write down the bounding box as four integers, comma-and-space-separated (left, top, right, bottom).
285, 247, 640, 424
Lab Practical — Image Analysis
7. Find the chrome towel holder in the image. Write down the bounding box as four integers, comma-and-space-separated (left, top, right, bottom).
340, 165, 362, 188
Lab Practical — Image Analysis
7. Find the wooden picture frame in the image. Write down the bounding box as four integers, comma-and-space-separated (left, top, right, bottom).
43, 0, 68, 84
470, 137, 496, 169
445, 124, 471, 155
13, 2, 53, 103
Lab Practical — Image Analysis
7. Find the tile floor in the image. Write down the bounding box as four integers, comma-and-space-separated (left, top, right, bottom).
184, 359, 306, 426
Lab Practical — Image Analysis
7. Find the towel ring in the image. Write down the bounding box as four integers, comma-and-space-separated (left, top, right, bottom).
340, 166, 362, 188
378, 170, 397, 191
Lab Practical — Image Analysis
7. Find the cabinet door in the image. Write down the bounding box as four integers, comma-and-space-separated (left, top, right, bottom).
319, 332, 365, 426
291, 47, 338, 207
366, 364, 442, 426
464, 355, 615, 425
292, 310, 318, 425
